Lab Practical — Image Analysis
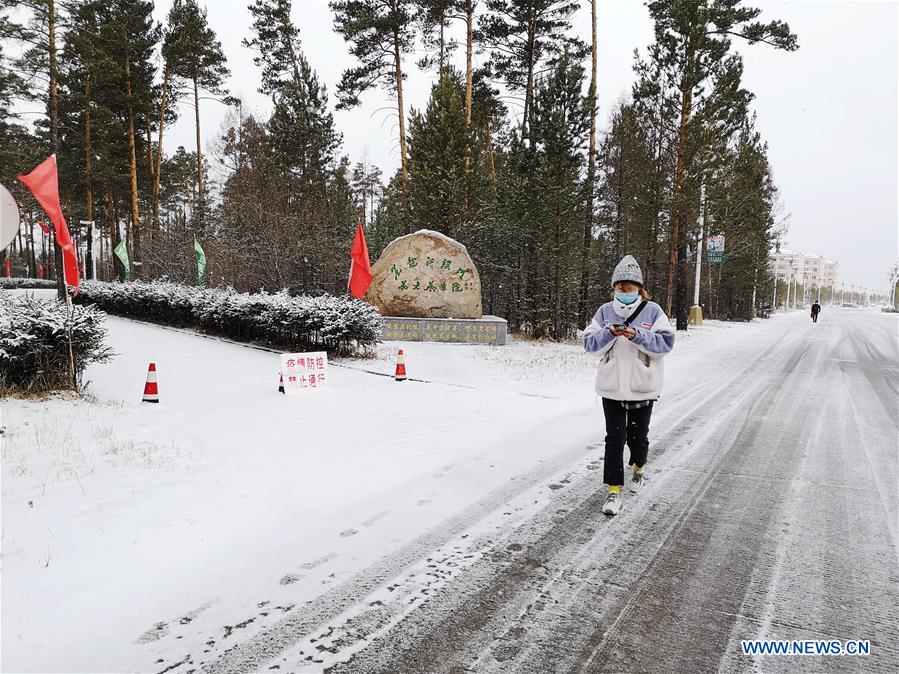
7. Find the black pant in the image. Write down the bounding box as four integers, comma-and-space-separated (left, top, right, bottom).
812, 312, 819, 322
602, 398, 654, 486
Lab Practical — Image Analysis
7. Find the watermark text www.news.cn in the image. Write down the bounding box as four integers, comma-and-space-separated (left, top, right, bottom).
741, 639, 870, 656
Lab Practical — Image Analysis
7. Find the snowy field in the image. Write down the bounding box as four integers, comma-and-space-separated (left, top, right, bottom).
2, 291, 896, 672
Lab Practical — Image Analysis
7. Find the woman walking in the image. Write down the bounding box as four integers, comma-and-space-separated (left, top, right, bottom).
583, 255, 675, 516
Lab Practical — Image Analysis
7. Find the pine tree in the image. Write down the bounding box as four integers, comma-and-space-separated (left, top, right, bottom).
350, 161, 383, 225
577, 0, 598, 328
700, 117, 778, 320
530, 52, 590, 338
103, 0, 161, 274
477, 0, 584, 144
165, 0, 229, 226
640, 0, 797, 328
415, 0, 461, 75
330, 0, 416, 219
407, 72, 470, 239
244, 0, 348, 289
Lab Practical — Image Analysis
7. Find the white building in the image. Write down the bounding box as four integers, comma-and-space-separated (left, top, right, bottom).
771, 247, 840, 290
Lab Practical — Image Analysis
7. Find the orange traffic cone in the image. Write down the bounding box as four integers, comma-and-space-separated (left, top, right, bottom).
394, 349, 407, 381
142, 363, 159, 403
278, 371, 285, 394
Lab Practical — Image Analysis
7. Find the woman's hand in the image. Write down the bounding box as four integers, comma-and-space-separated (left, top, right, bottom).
609, 326, 636, 339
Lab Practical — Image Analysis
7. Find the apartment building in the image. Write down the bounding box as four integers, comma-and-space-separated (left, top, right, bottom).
770, 247, 840, 289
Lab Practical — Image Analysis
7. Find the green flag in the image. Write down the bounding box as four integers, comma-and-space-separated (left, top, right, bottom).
194, 237, 207, 286
114, 240, 131, 280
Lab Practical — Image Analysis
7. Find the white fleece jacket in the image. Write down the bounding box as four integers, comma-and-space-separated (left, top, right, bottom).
582, 299, 675, 400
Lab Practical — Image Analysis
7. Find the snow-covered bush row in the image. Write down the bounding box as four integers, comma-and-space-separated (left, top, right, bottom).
73, 280, 383, 356
0, 294, 112, 394
0, 278, 58, 290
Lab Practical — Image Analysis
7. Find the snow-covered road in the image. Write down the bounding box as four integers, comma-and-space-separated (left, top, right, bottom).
2, 300, 897, 673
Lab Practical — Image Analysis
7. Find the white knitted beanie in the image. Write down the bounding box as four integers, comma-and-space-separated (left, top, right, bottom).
611, 255, 644, 287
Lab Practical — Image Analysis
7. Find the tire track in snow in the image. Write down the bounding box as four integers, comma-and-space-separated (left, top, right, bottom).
320, 322, 811, 673
175, 319, 794, 673
263, 325, 814, 672
318, 316, 897, 674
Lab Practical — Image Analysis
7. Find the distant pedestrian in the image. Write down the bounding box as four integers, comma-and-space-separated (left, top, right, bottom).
582, 255, 675, 516
811, 301, 821, 323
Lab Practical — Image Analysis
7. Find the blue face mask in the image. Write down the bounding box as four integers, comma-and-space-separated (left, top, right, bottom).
615, 292, 640, 305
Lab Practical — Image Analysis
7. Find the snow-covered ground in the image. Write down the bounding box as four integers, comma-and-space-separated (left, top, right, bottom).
2, 293, 895, 672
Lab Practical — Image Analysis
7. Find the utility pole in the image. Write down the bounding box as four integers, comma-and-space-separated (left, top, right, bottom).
689, 183, 705, 326
784, 266, 793, 311
772, 271, 778, 310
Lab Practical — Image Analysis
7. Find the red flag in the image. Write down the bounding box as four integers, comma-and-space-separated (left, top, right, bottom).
18, 155, 79, 293
37, 220, 51, 234
348, 222, 372, 299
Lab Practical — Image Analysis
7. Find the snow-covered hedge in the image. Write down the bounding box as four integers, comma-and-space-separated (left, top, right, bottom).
73, 281, 383, 356
0, 294, 112, 394
0, 278, 58, 290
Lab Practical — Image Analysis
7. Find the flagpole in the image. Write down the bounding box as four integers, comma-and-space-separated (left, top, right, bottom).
347, 259, 354, 294
60, 257, 76, 388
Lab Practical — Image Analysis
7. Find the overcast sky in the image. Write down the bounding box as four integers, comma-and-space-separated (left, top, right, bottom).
155, 0, 898, 293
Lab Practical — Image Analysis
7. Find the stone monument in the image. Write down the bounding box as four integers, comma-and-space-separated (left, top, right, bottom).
365, 229, 507, 345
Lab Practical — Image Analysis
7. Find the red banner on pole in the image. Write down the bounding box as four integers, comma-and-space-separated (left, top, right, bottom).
18, 155, 79, 293
348, 222, 372, 299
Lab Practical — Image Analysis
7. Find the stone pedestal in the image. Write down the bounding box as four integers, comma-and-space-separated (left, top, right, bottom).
382, 315, 507, 346
688, 305, 703, 326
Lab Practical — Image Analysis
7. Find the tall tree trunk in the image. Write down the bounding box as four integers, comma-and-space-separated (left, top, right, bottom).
145, 117, 153, 245
193, 76, 204, 219
553, 193, 562, 339
522, 16, 536, 144
439, 19, 445, 75
461, 0, 474, 231
152, 63, 169, 229
281, 15, 303, 84
27, 215, 37, 277
123, 30, 142, 273
578, 0, 598, 328
84, 76, 94, 279
667, 63, 694, 319
42, 228, 48, 277
48, 0, 64, 298
485, 119, 497, 192
616, 149, 625, 257
98, 214, 104, 280
392, 29, 410, 221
